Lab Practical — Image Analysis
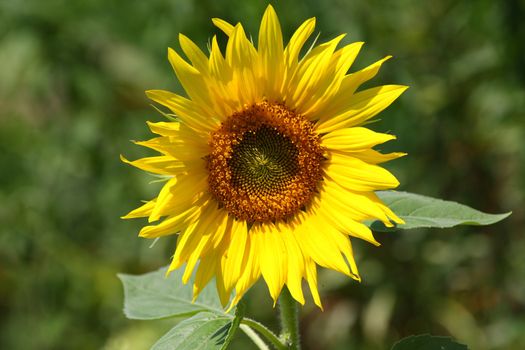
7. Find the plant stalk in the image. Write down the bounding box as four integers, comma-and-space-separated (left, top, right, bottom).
241, 318, 287, 350
278, 287, 300, 349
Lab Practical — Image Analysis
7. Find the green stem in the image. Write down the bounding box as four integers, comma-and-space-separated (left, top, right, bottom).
240, 324, 270, 350
278, 287, 300, 349
241, 318, 287, 350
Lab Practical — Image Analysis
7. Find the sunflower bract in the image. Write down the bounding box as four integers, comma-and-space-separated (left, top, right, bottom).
122, 5, 407, 309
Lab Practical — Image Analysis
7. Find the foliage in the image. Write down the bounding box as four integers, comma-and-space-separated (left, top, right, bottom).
119, 267, 225, 320
370, 191, 511, 230
1, 0, 524, 349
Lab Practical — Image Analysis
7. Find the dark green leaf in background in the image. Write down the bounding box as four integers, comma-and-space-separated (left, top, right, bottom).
369, 191, 511, 231
391, 334, 468, 350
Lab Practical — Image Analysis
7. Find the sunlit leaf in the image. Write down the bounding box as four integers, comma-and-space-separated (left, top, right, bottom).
391, 334, 468, 350
369, 191, 510, 231
118, 266, 225, 320
152, 312, 232, 350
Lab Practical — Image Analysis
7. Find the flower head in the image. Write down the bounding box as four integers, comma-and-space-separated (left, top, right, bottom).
122, 5, 407, 309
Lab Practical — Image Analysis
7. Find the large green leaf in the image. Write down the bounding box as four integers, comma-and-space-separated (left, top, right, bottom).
118, 266, 225, 320
369, 191, 510, 231
391, 334, 468, 350
151, 312, 232, 350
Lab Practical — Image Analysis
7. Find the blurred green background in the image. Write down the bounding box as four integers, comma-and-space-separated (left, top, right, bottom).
1, 0, 524, 349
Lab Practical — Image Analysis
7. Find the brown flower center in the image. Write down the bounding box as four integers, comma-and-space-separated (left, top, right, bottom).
207, 101, 324, 223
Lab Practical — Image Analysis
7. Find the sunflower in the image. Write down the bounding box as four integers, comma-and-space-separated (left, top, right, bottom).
122, 5, 407, 309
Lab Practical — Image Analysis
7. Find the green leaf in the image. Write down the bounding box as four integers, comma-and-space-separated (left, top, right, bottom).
152, 312, 232, 350
369, 191, 511, 231
118, 265, 225, 320
391, 334, 468, 350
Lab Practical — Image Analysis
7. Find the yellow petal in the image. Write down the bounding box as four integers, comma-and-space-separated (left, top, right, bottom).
215, 266, 231, 307
258, 4, 284, 100
225, 24, 260, 106
166, 49, 217, 118
279, 224, 306, 305
134, 137, 208, 161
146, 89, 218, 134
149, 177, 178, 222
316, 201, 380, 246
133, 137, 174, 156
231, 232, 261, 307
287, 35, 346, 111
313, 56, 392, 121
326, 152, 400, 191
120, 154, 183, 176
259, 5, 284, 57
284, 17, 316, 68
148, 119, 208, 150
317, 85, 408, 133
147, 121, 180, 136
350, 149, 407, 164
305, 258, 322, 309
322, 127, 396, 151
316, 188, 370, 222
256, 224, 287, 305
138, 205, 200, 238
295, 213, 351, 276
221, 219, 248, 292
180, 208, 227, 284
168, 202, 220, 272
323, 180, 400, 227
207, 35, 236, 118
209, 211, 231, 249
366, 191, 405, 225
179, 33, 209, 73
212, 18, 235, 37
149, 172, 207, 222
301, 41, 364, 117
208, 35, 227, 77
226, 24, 258, 65
331, 234, 360, 280
122, 199, 156, 219
193, 250, 220, 301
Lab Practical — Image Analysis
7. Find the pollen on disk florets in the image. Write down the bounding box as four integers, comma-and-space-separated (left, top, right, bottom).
207, 101, 325, 223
